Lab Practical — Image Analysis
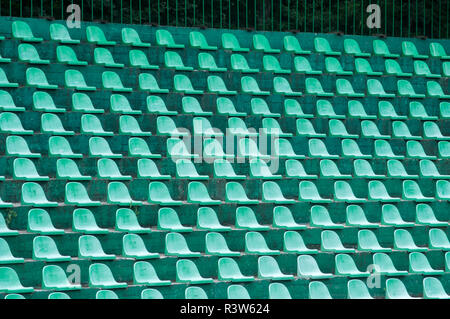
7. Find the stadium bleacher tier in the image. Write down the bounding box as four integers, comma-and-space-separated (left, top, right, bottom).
0, 17, 449, 299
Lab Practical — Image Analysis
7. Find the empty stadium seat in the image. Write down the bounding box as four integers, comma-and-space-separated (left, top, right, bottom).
222, 33, 249, 52
258, 256, 294, 280
284, 35, 311, 54
253, 34, 280, 53
156, 29, 184, 48
198, 52, 226, 72
28, 208, 64, 234
116, 208, 151, 233
129, 49, 158, 69
245, 232, 280, 255
298, 255, 333, 279
123, 234, 159, 259
42, 265, 81, 290
89, 263, 127, 288
231, 54, 259, 73
79, 235, 115, 260
176, 259, 213, 284
133, 261, 171, 286
122, 27, 151, 47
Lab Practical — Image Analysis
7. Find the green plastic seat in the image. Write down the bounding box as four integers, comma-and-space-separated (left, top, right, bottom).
50, 23, 80, 44
402, 41, 428, 59
253, 34, 280, 53
298, 255, 333, 279
414, 60, 440, 78
406, 140, 437, 159
342, 140, 372, 159
335, 254, 370, 277
436, 180, 450, 200
176, 259, 213, 284
0, 238, 24, 264
409, 252, 444, 275
13, 158, 49, 181
183, 96, 213, 115
78, 235, 115, 260
416, 204, 447, 226
89, 263, 127, 289
137, 159, 169, 179
361, 120, 390, 139
228, 117, 258, 136
197, 207, 231, 231
0, 90, 24, 111
379, 101, 407, 120
94, 47, 124, 68
225, 182, 259, 204
120, 115, 151, 136
129, 49, 158, 69
41, 113, 74, 135
263, 55, 290, 74
158, 207, 192, 232
55, 45, 84, 64
443, 62, 450, 77
107, 181, 143, 206
205, 232, 240, 256
0, 213, 18, 236
309, 281, 332, 299
89, 137, 122, 158
222, 33, 249, 52
0, 50, 10, 63
203, 139, 233, 158
427, 81, 450, 99
72, 92, 104, 113
28, 208, 64, 234
273, 206, 306, 230
344, 39, 370, 57
0, 68, 18, 88
409, 101, 437, 120
164, 51, 193, 71
387, 159, 419, 179
238, 137, 270, 159
299, 182, 332, 203
48, 292, 71, 299
373, 253, 408, 276
236, 206, 270, 231
174, 74, 203, 94
147, 96, 176, 115
96, 290, 119, 299
110, 94, 142, 115
250, 159, 281, 179
73, 208, 109, 234
213, 159, 245, 180
33, 91, 65, 113
189, 31, 217, 50
216, 97, 246, 116
424, 121, 449, 140
354, 58, 382, 75
296, 118, 326, 137
139, 73, 169, 93
102, 71, 132, 92
348, 100, 376, 119
394, 229, 428, 252
133, 261, 171, 286
305, 78, 333, 96
65, 181, 101, 205
347, 280, 374, 299
311, 205, 344, 228
207, 75, 237, 95
242, 76, 270, 95
121, 27, 150, 47
386, 278, 419, 299
157, 116, 187, 136
402, 180, 434, 201
185, 286, 208, 299
398, 79, 425, 98
141, 289, 164, 299
308, 139, 339, 159
285, 159, 318, 179
385, 59, 412, 77
369, 181, 401, 201
230, 54, 259, 73
194, 118, 223, 137
392, 121, 421, 140
274, 138, 305, 159
48, 136, 82, 158
321, 230, 355, 253
116, 208, 151, 233
122, 233, 159, 259
423, 277, 450, 299
354, 159, 385, 178
0, 112, 32, 134
373, 39, 399, 58
167, 138, 199, 159
86, 25, 116, 45
0, 267, 33, 293
357, 230, 391, 252
320, 159, 351, 179
22, 182, 58, 207
367, 79, 395, 98
0, 195, 13, 208
334, 181, 366, 202
156, 29, 184, 48
438, 141, 450, 158
284, 35, 311, 54
273, 76, 302, 96
258, 256, 294, 280
284, 99, 313, 118
245, 231, 280, 255
149, 181, 183, 205
314, 37, 341, 55
251, 98, 280, 117
33, 236, 71, 262
325, 57, 352, 75
381, 204, 414, 227
198, 52, 226, 72
329, 119, 359, 138
227, 285, 250, 299
188, 181, 221, 205
283, 231, 317, 254
218, 257, 254, 282
430, 42, 450, 59
429, 228, 450, 250
294, 56, 322, 74
42, 265, 81, 291
18, 43, 49, 64
176, 159, 208, 180
12, 21, 42, 42
65, 69, 95, 91
440, 102, 450, 118
336, 78, 364, 97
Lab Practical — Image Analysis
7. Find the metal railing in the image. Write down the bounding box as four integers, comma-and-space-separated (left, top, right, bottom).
1, 0, 448, 38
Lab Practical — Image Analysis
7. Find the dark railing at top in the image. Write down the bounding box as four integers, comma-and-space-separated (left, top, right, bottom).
0, 0, 449, 39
